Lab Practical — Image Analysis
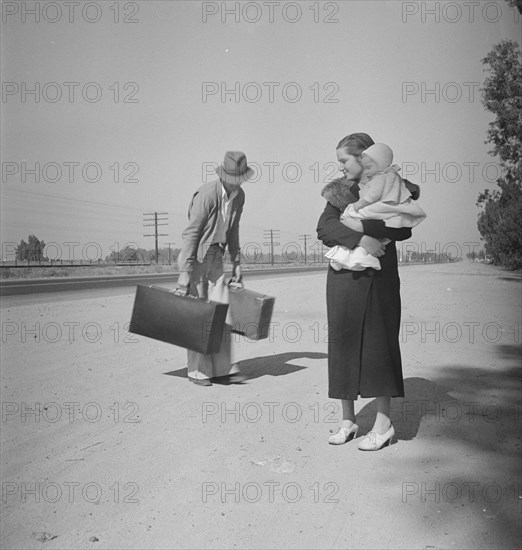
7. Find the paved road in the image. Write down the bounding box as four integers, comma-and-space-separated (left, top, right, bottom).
0, 268, 325, 307
0, 266, 326, 297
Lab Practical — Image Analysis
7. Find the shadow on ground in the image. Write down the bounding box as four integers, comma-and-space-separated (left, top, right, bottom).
163, 351, 327, 380
357, 343, 521, 445
496, 275, 522, 282
357, 342, 522, 544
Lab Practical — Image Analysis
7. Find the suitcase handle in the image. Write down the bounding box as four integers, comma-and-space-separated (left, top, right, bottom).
171, 288, 187, 296
169, 286, 198, 299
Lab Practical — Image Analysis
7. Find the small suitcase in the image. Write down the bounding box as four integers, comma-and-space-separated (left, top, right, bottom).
227, 285, 275, 340
128, 285, 228, 354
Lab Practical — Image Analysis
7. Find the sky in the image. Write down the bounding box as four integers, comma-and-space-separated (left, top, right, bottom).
1, 0, 521, 261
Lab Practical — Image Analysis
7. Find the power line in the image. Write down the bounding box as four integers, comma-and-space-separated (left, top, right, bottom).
143, 212, 168, 263
165, 242, 176, 265
3, 187, 146, 213
3, 187, 187, 220
263, 229, 280, 266
299, 234, 312, 265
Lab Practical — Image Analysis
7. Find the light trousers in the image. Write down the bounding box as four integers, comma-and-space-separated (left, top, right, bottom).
186, 244, 238, 380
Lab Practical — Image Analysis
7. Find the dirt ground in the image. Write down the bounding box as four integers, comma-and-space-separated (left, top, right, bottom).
1, 261, 521, 550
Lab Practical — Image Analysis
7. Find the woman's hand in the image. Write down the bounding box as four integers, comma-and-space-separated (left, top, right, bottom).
358, 235, 386, 257
351, 200, 363, 213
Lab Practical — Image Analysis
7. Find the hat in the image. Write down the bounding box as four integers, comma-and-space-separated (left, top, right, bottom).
215, 151, 255, 185
362, 143, 394, 171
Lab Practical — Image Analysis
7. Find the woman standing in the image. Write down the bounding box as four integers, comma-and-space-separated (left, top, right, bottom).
316, 132, 419, 450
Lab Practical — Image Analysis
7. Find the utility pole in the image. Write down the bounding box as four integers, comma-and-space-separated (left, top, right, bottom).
143, 212, 168, 263
263, 229, 280, 266
165, 242, 176, 265
299, 234, 311, 265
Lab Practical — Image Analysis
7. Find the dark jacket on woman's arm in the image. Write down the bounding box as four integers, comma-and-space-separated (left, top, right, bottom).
316, 177, 417, 247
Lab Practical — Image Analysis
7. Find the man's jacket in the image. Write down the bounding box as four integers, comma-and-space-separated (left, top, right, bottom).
177, 179, 245, 272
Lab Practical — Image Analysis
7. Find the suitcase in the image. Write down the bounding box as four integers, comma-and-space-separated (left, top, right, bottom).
227, 285, 275, 340
128, 285, 229, 354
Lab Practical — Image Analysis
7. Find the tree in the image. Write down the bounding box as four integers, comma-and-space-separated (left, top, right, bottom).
477, 36, 522, 270
505, 0, 522, 13
16, 239, 28, 261
27, 234, 46, 261
16, 234, 46, 262
481, 40, 522, 167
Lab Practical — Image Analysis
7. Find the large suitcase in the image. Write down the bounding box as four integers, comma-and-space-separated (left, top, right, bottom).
128, 285, 228, 354
227, 285, 275, 340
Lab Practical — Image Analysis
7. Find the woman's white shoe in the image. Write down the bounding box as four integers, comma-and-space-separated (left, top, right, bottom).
328, 423, 359, 445
358, 425, 395, 451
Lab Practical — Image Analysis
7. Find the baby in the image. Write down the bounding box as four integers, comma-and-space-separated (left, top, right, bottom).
326, 143, 426, 271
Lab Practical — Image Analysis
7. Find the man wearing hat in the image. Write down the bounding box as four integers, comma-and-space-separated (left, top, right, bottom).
177, 151, 255, 386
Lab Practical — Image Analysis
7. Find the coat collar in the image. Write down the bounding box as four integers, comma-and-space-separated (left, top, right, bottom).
320, 177, 358, 210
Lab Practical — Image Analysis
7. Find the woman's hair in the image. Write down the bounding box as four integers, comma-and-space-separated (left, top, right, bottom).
336, 133, 375, 156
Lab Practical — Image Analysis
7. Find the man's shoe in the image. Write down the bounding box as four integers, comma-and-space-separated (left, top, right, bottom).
188, 376, 212, 386
213, 373, 247, 384
228, 373, 247, 384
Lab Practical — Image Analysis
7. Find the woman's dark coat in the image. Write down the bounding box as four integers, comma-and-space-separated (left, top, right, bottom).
316, 178, 419, 400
